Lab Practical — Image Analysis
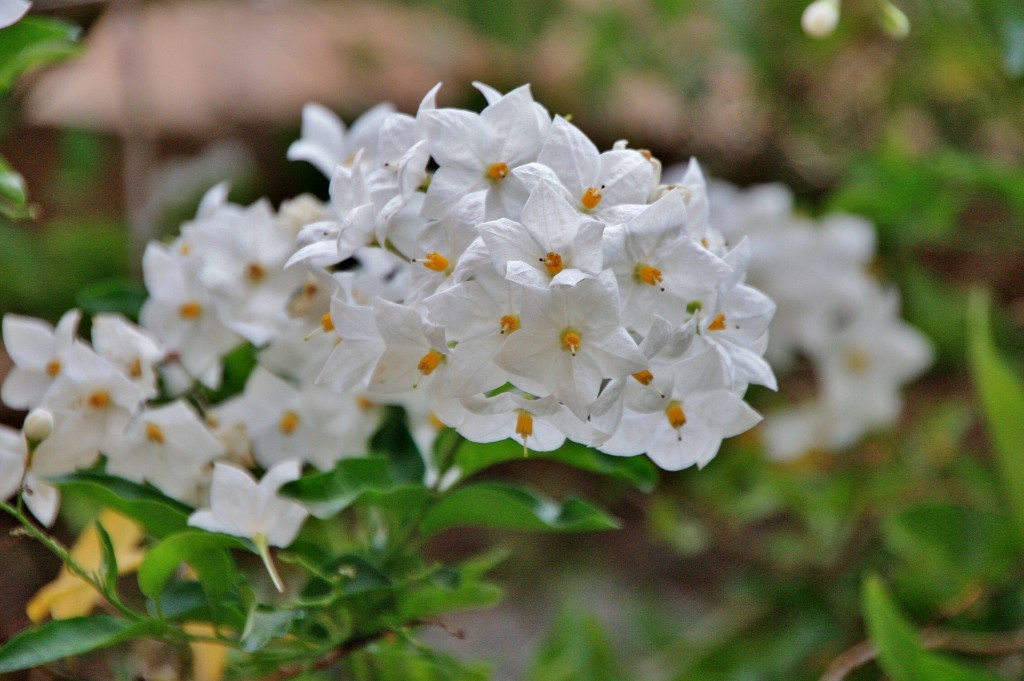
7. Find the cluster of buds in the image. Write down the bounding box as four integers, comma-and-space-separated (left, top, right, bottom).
0, 83, 776, 537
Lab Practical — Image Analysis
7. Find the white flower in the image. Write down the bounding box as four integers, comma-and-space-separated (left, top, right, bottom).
0, 0, 31, 29
91, 313, 165, 400
0, 424, 59, 526
104, 401, 223, 505
188, 461, 309, 591
801, 0, 840, 38
287, 101, 395, 178
1, 309, 81, 410
493, 272, 647, 420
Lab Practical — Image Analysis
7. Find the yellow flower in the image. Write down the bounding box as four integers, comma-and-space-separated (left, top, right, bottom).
184, 623, 229, 681
26, 509, 146, 622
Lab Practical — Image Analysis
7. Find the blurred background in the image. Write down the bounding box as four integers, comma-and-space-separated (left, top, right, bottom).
2, 0, 1024, 679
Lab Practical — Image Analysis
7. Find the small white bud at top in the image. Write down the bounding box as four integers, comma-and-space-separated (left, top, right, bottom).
23, 408, 54, 443
879, 2, 910, 39
801, 0, 840, 39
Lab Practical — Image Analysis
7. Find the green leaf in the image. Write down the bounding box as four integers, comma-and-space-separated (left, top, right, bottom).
371, 406, 426, 483
966, 289, 1024, 534
0, 17, 81, 92
280, 457, 396, 519
0, 616, 155, 673
529, 607, 622, 681
862, 575, 929, 681
241, 606, 300, 652
94, 518, 119, 595
77, 278, 148, 322
0, 154, 31, 219
454, 438, 658, 492
52, 471, 192, 538
137, 530, 250, 600
861, 576, 1006, 681
419, 482, 620, 536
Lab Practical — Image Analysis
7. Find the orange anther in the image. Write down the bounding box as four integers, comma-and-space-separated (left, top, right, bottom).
541, 252, 564, 276
279, 410, 300, 434
581, 186, 603, 210
708, 313, 726, 331
417, 350, 444, 375
487, 162, 509, 180
561, 330, 582, 355
179, 301, 203, 319
145, 422, 165, 443
499, 315, 521, 334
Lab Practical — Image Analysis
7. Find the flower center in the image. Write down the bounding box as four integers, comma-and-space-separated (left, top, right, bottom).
128, 357, 143, 378
356, 396, 375, 411
178, 241, 191, 256
541, 252, 564, 276
179, 301, 203, 319
634, 264, 664, 290
665, 401, 687, 440
46, 359, 61, 377
487, 162, 509, 181
320, 312, 334, 332
279, 410, 300, 434
561, 329, 582, 356
417, 349, 444, 376
707, 313, 726, 331
581, 186, 603, 210
245, 263, 266, 282
632, 370, 654, 385
145, 422, 165, 444
845, 348, 871, 374
499, 314, 521, 334
419, 251, 450, 272
88, 390, 110, 409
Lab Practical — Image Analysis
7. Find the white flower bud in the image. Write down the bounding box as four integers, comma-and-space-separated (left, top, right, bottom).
879, 2, 910, 39
23, 408, 54, 443
801, 0, 840, 39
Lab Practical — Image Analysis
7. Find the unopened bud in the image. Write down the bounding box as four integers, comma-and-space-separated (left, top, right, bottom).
801, 0, 840, 39
23, 408, 54, 443
879, 2, 909, 39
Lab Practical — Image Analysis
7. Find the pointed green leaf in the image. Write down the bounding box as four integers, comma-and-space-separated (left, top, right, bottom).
94, 518, 119, 595
398, 581, 502, 621
454, 438, 658, 492
419, 482, 619, 536
51, 471, 191, 538
138, 530, 250, 599
0, 17, 81, 92
280, 457, 395, 518
862, 574, 929, 681
966, 289, 1024, 534
0, 616, 156, 673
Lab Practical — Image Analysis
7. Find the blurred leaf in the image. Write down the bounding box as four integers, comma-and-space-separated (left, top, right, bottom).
53, 471, 191, 538
398, 579, 502, 621
241, 606, 300, 652
900, 265, 966, 366
77, 279, 148, 322
862, 575, 1006, 681
94, 518, 120, 596
0, 154, 31, 219
200, 342, 256, 403
454, 438, 658, 492
0, 616, 155, 673
281, 457, 395, 519
138, 530, 250, 600
0, 17, 80, 92
419, 482, 619, 536
372, 406, 426, 483
862, 574, 930, 680
346, 639, 491, 681
528, 607, 621, 681
966, 289, 1024, 535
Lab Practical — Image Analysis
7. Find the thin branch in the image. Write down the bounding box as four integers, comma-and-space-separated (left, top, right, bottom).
820, 625, 1024, 681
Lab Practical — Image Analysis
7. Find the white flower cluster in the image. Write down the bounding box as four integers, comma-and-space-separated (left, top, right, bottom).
0, 82, 776, 536
692, 177, 932, 459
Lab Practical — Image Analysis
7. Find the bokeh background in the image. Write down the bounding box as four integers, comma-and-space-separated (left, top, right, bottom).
2, 1, 1024, 679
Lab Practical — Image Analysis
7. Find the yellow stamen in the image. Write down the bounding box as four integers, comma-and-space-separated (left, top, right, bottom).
145, 422, 164, 444
581, 186, 603, 210
356, 396, 375, 411
127, 357, 143, 378
245, 263, 266, 282
640, 149, 653, 160
708, 313, 726, 331
499, 314, 521, 334
561, 330, 582, 356
541, 252, 564, 276
179, 301, 203, 319
515, 410, 533, 456
845, 348, 871, 374
635, 264, 664, 290
178, 242, 191, 256
320, 312, 334, 332
666, 401, 687, 440
429, 413, 446, 430
279, 410, 300, 434
632, 370, 654, 385
487, 162, 509, 180
419, 251, 449, 272
417, 350, 444, 376
46, 359, 61, 377
87, 390, 110, 409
